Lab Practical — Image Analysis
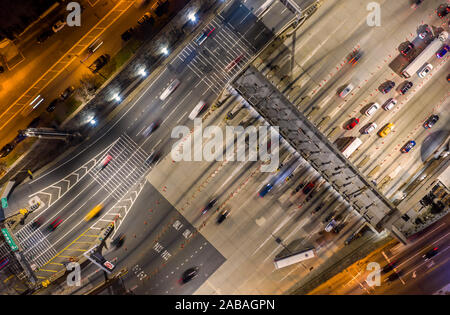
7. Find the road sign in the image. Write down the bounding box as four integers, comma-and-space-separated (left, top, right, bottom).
1, 198, 7, 209
1, 228, 18, 251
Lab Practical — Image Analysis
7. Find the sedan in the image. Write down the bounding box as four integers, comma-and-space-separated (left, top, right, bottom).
259, 184, 273, 198
47, 216, 63, 231
339, 84, 354, 98
401, 42, 414, 56
52, 19, 66, 33
97, 154, 112, 170
399, 81, 413, 95
137, 12, 153, 25
181, 267, 199, 284
382, 98, 397, 110
436, 45, 449, 58
46, 99, 60, 112
142, 121, 159, 137
418, 63, 432, 78
345, 118, 359, 130
423, 247, 439, 260
365, 103, 380, 116
0, 143, 15, 158
418, 28, 430, 39
60, 86, 75, 100
379, 123, 394, 137
401, 140, 416, 153
363, 122, 377, 134
302, 182, 315, 195
381, 81, 395, 94
423, 115, 439, 129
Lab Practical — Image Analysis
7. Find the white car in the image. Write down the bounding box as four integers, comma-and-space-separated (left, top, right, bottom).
363, 122, 377, 134
339, 84, 354, 98
418, 63, 433, 78
189, 101, 207, 120
159, 79, 180, 101
52, 19, 66, 33
365, 103, 380, 116
382, 98, 397, 111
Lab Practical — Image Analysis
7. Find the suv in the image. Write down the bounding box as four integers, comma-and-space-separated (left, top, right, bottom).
381, 81, 395, 94
401, 42, 414, 56
399, 81, 413, 95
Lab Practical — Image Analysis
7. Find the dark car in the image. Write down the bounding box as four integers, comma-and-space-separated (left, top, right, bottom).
400, 43, 414, 56
401, 140, 416, 153
46, 99, 60, 112
312, 203, 325, 214
111, 233, 126, 248
437, 4, 449, 18
27, 117, 41, 128
0, 143, 15, 158
345, 118, 359, 130
14, 132, 27, 144
137, 12, 155, 26
381, 261, 397, 274
89, 54, 109, 72
121, 27, 135, 41
47, 216, 63, 231
201, 199, 217, 215
259, 184, 273, 198
322, 211, 336, 224
399, 81, 413, 95
381, 81, 395, 94
423, 115, 439, 129
217, 209, 230, 224
302, 182, 315, 195
436, 45, 449, 58
181, 267, 199, 284
36, 29, 53, 44
292, 181, 305, 195
385, 271, 402, 282
145, 151, 160, 165
423, 247, 439, 260
60, 86, 75, 101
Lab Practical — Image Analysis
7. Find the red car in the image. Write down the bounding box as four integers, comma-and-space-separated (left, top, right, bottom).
345, 118, 359, 130
225, 54, 244, 72
97, 154, 112, 170
302, 182, 315, 194
48, 216, 63, 231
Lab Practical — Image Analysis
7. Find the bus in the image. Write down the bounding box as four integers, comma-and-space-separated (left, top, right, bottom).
341, 137, 362, 158
402, 35, 446, 78
274, 247, 316, 269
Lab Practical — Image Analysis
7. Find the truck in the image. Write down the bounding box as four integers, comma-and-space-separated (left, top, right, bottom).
401, 32, 448, 78
341, 137, 362, 158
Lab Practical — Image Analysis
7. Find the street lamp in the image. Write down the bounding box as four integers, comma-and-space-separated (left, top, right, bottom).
90, 118, 97, 125
188, 12, 197, 22
138, 67, 147, 77
113, 93, 121, 102
161, 46, 169, 56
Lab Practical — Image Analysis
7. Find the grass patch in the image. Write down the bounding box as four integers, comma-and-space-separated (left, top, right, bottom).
100, 38, 143, 79
3, 138, 38, 168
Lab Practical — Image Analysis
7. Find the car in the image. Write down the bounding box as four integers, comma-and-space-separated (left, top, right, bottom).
36, 29, 53, 43
381, 261, 397, 274
89, 54, 109, 72
401, 140, 416, 153
97, 154, 112, 170
259, 184, 273, 197
423, 114, 439, 129
52, 19, 66, 33
195, 27, 215, 45
302, 182, 315, 195
382, 98, 397, 110
46, 99, 60, 112
217, 209, 230, 224
159, 79, 180, 101
0, 143, 15, 158
399, 81, 413, 95
84, 204, 103, 221
345, 118, 359, 130
181, 267, 199, 284
111, 233, 126, 248
436, 45, 449, 58
325, 219, 337, 232
379, 123, 394, 137
225, 54, 244, 72
47, 216, 63, 231
418, 28, 431, 39
201, 199, 217, 215
312, 203, 325, 214
189, 101, 207, 120
401, 42, 414, 56
121, 27, 135, 41
137, 12, 154, 25
381, 81, 395, 94
348, 50, 363, 66
27, 117, 41, 129
418, 63, 433, 78
437, 4, 449, 18
339, 84, 354, 98
142, 121, 159, 137
14, 132, 27, 145
60, 86, 75, 101
0, 258, 9, 271
365, 103, 380, 116
363, 122, 377, 134
145, 151, 161, 165
423, 247, 439, 260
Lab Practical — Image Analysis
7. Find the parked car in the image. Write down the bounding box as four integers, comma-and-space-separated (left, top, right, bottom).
379, 123, 395, 137
121, 27, 135, 41
345, 118, 360, 130
381, 81, 395, 94
418, 28, 431, 39
382, 98, 397, 110
401, 140, 416, 153
365, 103, 380, 116
89, 54, 109, 72
339, 84, 354, 98
36, 29, 53, 43
259, 184, 273, 197
60, 86, 75, 100
401, 42, 414, 56
418, 63, 433, 78
46, 99, 60, 112
423, 115, 439, 129
138, 12, 154, 25
0, 143, 15, 158
302, 182, 315, 195
363, 122, 377, 134
399, 81, 413, 95
52, 18, 66, 33
436, 45, 449, 58
437, 4, 449, 18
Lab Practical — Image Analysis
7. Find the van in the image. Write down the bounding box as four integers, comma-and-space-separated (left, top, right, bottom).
189, 101, 207, 120
85, 204, 103, 221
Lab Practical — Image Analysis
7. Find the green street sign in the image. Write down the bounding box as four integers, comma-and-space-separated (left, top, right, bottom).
1, 228, 18, 251
1, 198, 7, 209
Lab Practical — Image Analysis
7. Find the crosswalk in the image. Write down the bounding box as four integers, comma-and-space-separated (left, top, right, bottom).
0, 243, 22, 275
90, 134, 153, 201
15, 226, 57, 269
177, 18, 254, 94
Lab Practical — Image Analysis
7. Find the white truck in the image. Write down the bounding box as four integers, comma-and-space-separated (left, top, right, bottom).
341, 137, 362, 158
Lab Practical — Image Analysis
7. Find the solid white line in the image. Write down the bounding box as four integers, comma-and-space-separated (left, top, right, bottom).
176, 112, 187, 124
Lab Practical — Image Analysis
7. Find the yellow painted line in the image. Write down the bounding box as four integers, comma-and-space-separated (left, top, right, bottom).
119, 270, 129, 278
84, 234, 100, 237
38, 269, 58, 273
48, 262, 64, 266
3, 275, 14, 283
64, 248, 90, 252
0, 0, 136, 130
72, 241, 98, 244
56, 256, 73, 259
36, 276, 46, 279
